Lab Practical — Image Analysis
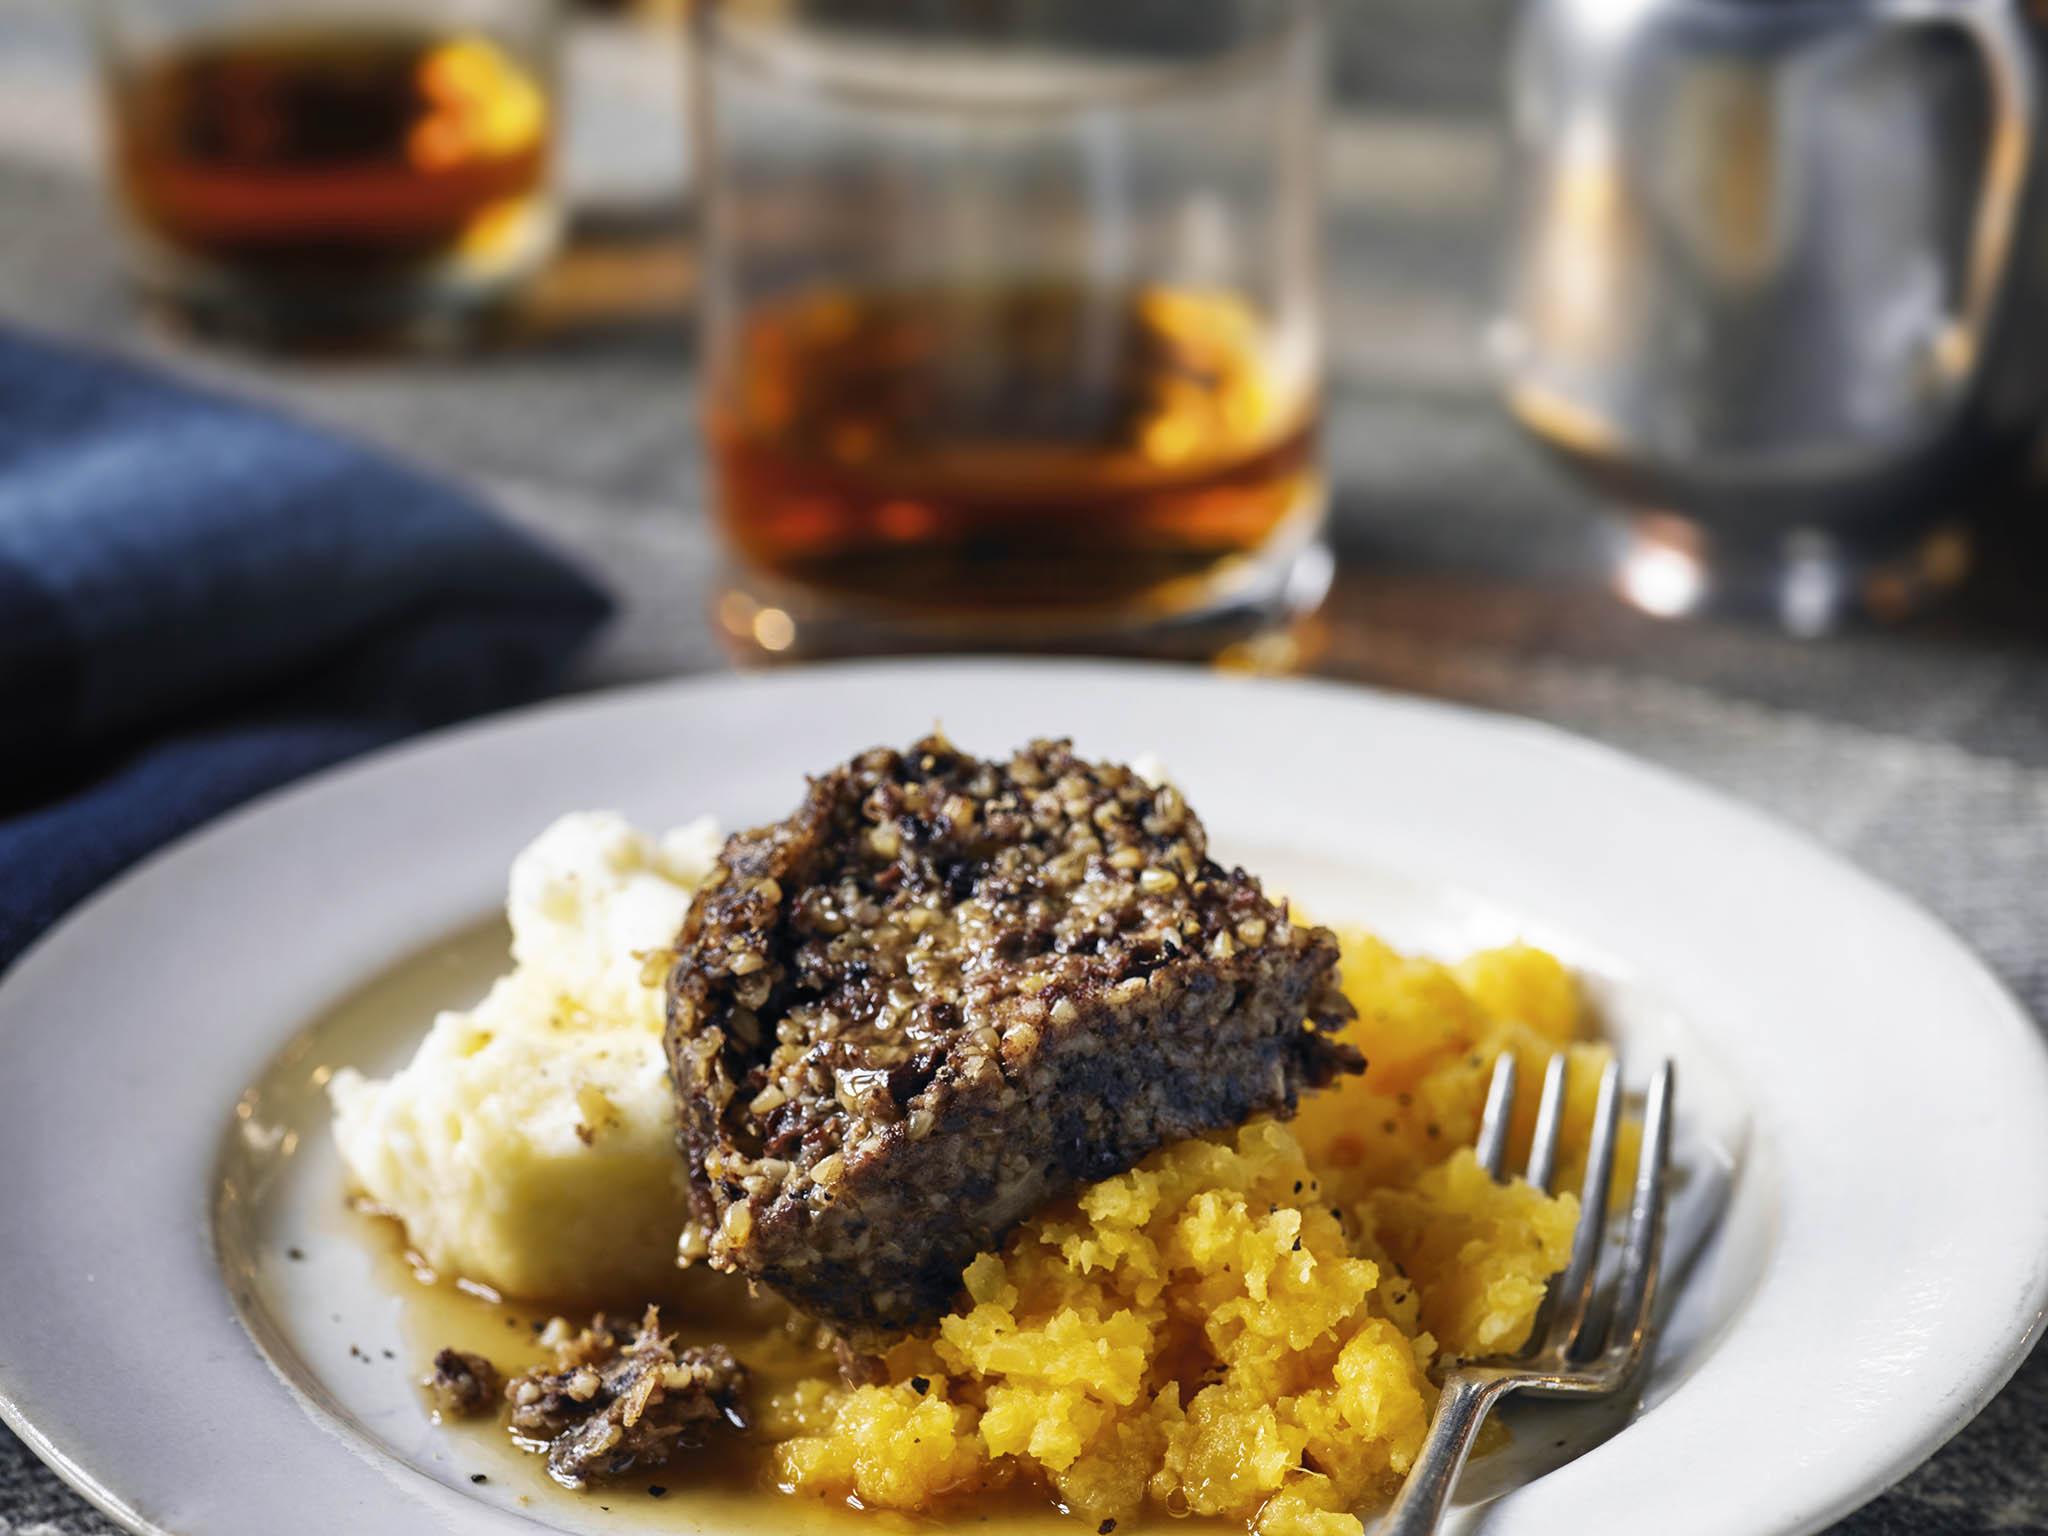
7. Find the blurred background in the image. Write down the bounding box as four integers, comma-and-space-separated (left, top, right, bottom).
2, 2, 2047, 1528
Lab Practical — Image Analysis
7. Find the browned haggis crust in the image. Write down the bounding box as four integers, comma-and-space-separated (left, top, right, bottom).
427, 1348, 501, 1419
504, 1308, 748, 1487
665, 734, 1361, 1341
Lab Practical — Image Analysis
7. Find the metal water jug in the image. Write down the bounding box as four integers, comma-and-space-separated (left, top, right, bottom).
1495, 0, 2043, 630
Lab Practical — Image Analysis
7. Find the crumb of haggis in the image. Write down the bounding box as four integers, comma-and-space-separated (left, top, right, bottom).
427, 1349, 502, 1420
503, 1308, 749, 1488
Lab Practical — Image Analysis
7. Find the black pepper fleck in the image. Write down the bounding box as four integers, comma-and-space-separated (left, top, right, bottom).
286, 1247, 305, 1261
909, 1376, 930, 1395
647, 1486, 668, 1498
470, 1474, 488, 1485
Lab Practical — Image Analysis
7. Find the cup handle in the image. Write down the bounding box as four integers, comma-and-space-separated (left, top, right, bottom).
1873, 0, 2035, 382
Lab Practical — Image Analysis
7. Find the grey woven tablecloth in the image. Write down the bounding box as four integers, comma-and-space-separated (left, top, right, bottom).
3, 1, 2046, 1530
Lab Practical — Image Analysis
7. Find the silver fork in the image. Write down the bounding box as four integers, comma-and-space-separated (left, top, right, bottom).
1379, 1051, 1676, 1535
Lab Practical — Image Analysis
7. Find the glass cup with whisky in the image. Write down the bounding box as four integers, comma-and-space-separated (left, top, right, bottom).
92, 0, 561, 343
695, 0, 1329, 663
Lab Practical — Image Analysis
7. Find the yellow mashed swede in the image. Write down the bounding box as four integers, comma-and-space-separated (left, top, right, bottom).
764, 933, 1618, 1535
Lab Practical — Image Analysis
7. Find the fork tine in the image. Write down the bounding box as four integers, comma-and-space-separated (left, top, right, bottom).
1474, 1053, 1519, 1179
1524, 1052, 1571, 1192
1603, 1059, 1675, 1376
1511, 1052, 1576, 1360
1545, 1056, 1624, 1357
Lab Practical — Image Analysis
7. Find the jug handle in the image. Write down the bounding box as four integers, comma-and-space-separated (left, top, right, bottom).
1874, 0, 2035, 381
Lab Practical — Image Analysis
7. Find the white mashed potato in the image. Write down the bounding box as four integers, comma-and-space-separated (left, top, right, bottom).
330, 811, 719, 1301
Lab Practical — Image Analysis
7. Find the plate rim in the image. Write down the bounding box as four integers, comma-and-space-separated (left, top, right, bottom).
2, 656, 2044, 1536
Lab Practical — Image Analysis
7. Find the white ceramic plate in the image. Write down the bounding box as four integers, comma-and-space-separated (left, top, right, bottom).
2, 661, 2044, 1536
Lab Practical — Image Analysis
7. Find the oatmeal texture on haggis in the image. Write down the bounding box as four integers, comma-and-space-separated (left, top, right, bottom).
664, 734, 1361, 1340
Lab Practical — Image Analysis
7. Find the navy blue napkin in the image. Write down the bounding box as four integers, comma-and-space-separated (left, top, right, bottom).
0, 327, 611, 972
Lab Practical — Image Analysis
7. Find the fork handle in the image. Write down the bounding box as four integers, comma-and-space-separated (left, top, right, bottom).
1378, 1371, 1517, 1535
